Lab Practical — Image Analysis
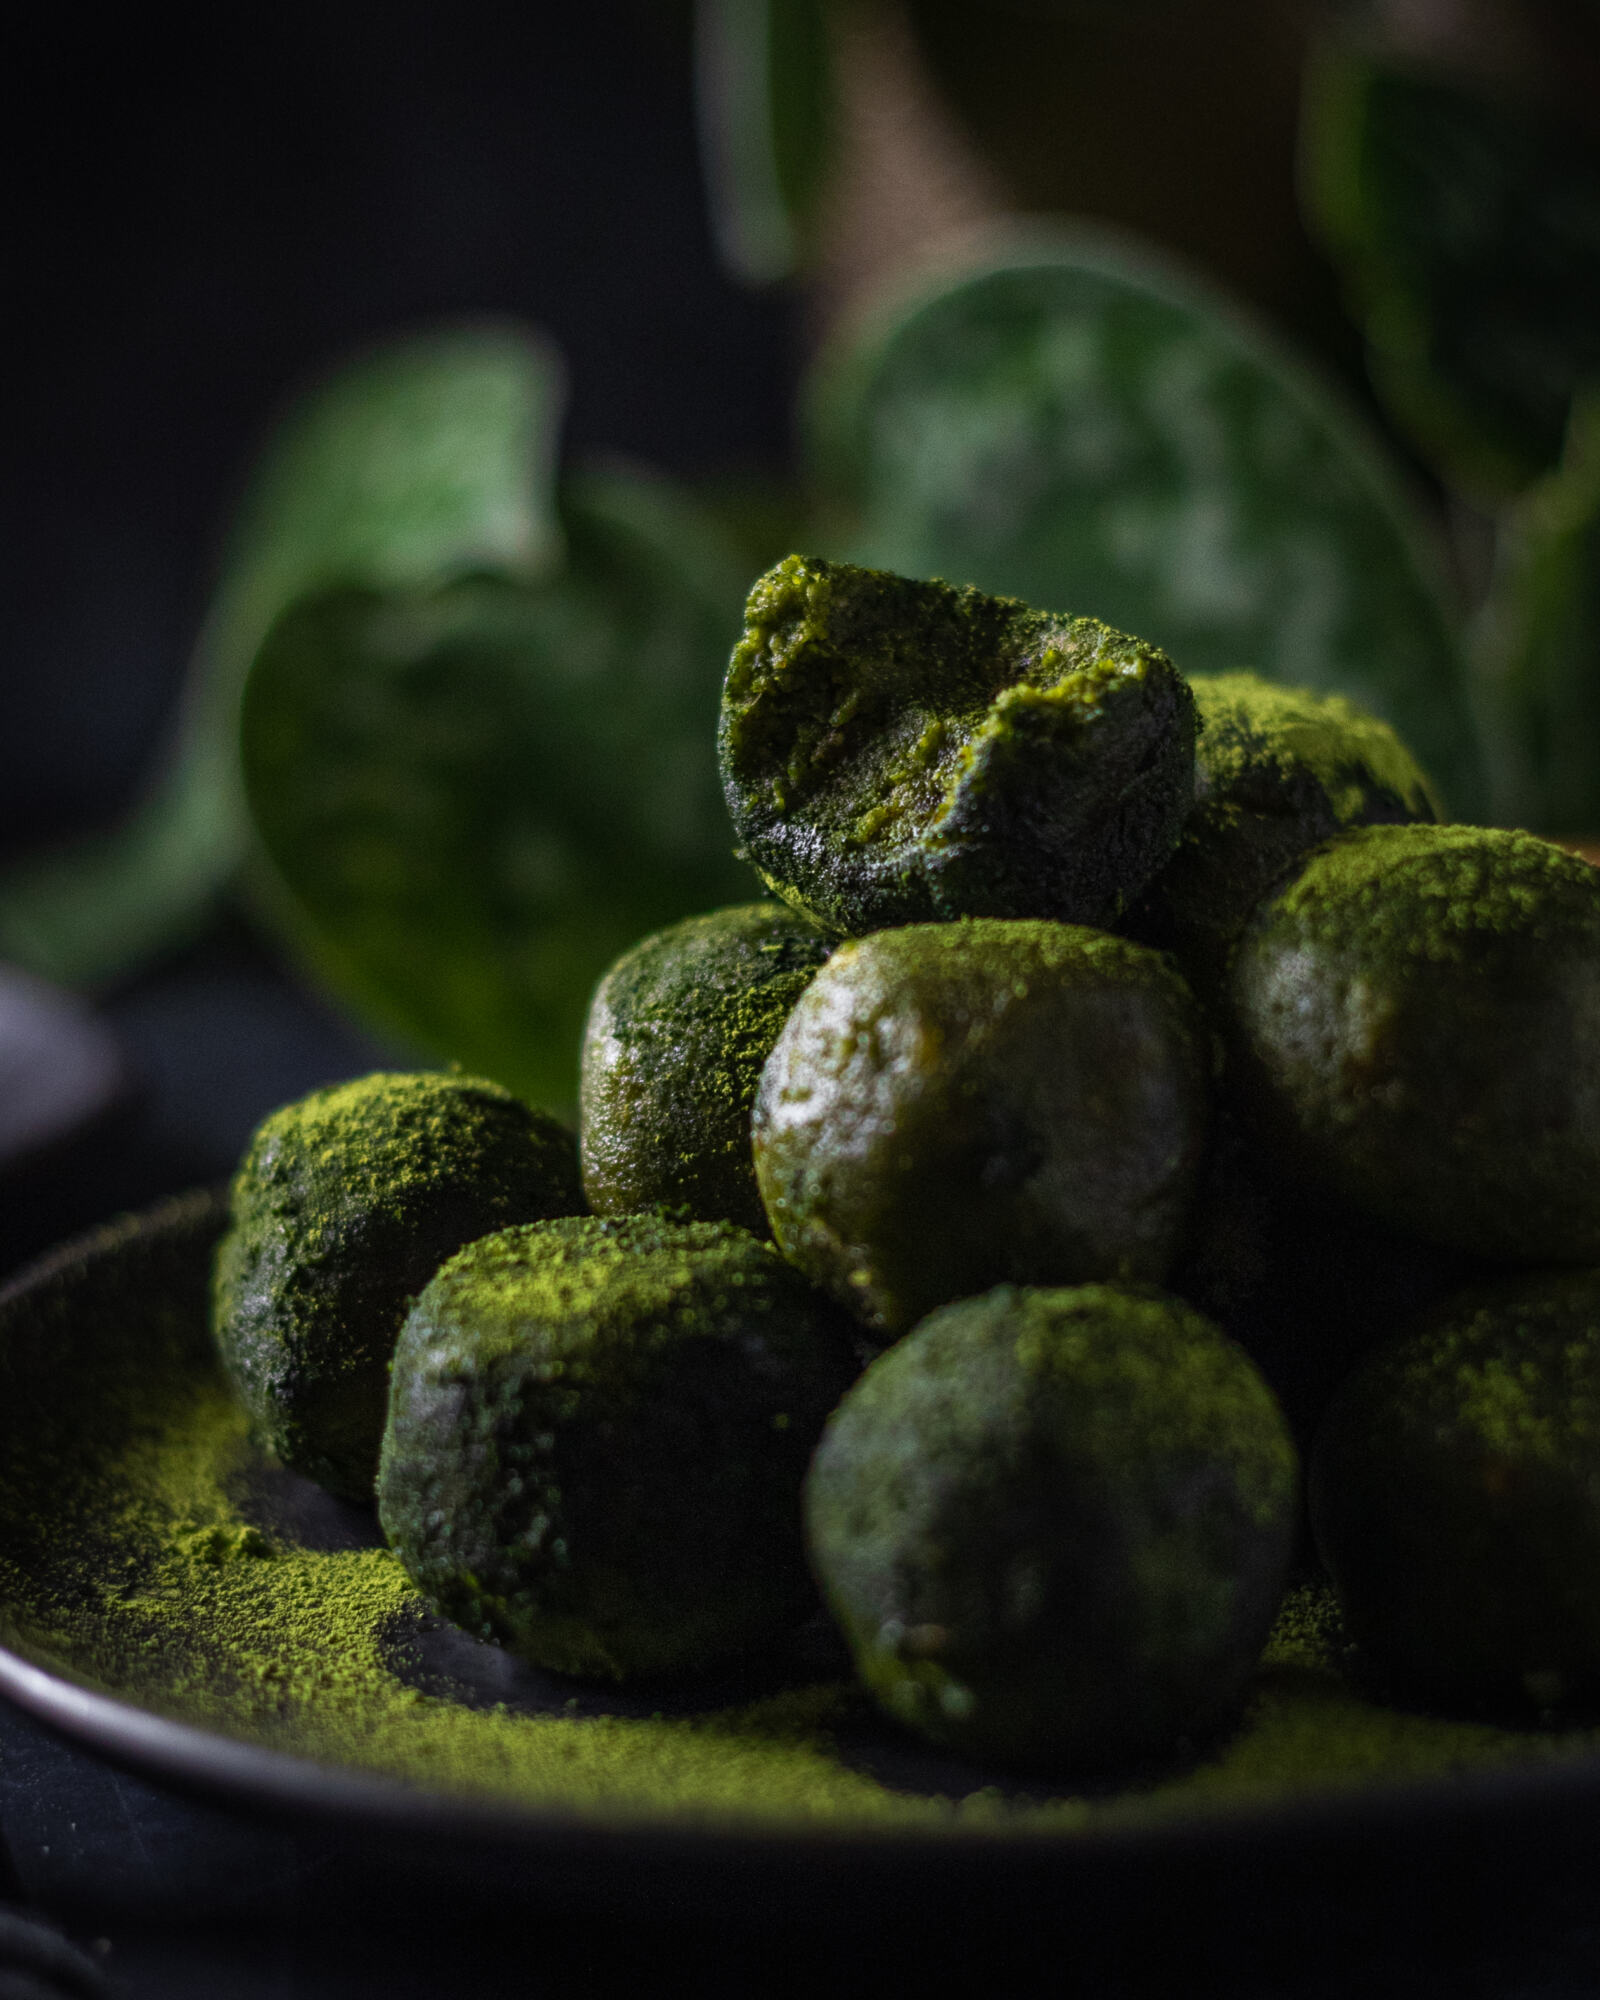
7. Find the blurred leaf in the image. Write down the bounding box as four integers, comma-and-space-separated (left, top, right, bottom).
691, 469, 815, 580
1302, 45, 1600, 499
695, 0, 835, 284
241, 462, 754, 1116
1472, 392, 1600, 832
0, 323, 566, 987
806, 228, 1485, 816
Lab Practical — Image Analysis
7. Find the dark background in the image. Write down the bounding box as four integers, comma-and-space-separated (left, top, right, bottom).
5, 0, 794, 860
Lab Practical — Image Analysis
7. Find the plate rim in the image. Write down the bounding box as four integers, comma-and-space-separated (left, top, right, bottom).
8, 1190, 1600, 1882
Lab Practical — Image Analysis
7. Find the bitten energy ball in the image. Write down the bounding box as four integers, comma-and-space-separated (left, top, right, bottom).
806, 1284, 1298, 1772
1311, 1271, 1600, 1709
579, 902, 831, 1236
754, 919, 1210, 1340
212, 1071, 583, 1502
719, 555, 1196, 936
377, 1214, 860, 1680
1224, 823, 1600, 1262
1127, 672, 1441, 991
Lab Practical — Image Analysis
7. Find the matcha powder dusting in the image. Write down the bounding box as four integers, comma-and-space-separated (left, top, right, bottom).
5, 1370, 906, 1825
4, 1198, 1600, 1837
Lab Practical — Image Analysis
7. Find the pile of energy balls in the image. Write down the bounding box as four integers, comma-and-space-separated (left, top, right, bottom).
212, 555, 1600, 1775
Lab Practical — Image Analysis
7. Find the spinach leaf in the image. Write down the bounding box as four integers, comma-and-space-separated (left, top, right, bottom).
807, 231, 1484, 816
241, 463, 754, 1115
0, 324, 565, 986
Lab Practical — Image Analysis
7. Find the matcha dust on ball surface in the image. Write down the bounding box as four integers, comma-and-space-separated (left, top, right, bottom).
719, 555, 1196, 937
378, 1214, 860, 1681
806, 1284, 1298, 1772
1225, 823, 1600, 1262
1312, 1270, 1600, 1711
754, 919, 1210, 1340
579, 902, 831, 1236
212, 1071, 583, 1503
1126, 672, 1441, 993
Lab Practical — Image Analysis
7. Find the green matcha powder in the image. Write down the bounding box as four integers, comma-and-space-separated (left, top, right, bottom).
4, 1201, 1596, 1833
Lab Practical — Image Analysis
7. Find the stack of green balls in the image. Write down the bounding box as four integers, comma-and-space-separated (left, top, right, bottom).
212, 552, 1600, 1773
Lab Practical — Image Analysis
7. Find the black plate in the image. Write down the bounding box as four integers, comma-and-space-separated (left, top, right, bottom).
5, 1190, 1600, 1927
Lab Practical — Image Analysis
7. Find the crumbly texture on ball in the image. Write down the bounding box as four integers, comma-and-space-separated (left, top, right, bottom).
579, 902, 831, 1236
806, 1283, 1298, 1772
1311, 1270, 1600, 1710
754, 918, 1211, 1340
1224, 823, 1600, 1261
719, 555, 1196, 936
212, 1071, 583, 1502
1126, 673, 1440, 990
377, 1213, 860, 1680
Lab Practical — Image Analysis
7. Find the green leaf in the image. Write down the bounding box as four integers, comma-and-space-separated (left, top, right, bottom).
1472, 392, 1600, 833
1302, 45, 1600, 498
240, 463, 755, 1116
695, 0, 835, 284
0, 322, 566, 987
806, 229, 1485, 817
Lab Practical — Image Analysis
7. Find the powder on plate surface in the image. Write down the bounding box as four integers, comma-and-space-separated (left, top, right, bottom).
4, 1332, 1595, 1836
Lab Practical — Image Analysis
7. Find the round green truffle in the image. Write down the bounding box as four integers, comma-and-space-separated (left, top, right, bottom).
805, 1284, 1298, 1772
754, 919, 1211, 1340
377, 1214, 860, 1680
1224, 823, 1600, 1261
719, 555, 1196, 936
1311, 1270, 1600, 1710
212, 1070, 583, 1502
1127, 672, 1441, 991
579, 902, 831, 1235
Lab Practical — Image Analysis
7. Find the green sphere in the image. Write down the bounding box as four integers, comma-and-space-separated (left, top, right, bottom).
212, 1070, 582, 1502
1225, 823, 1600, 1260
806, 1284, 1298, 1771
1311, 1271, 1600, 1710
1127, 672, 1440, 992
719, 555, 1196, 936
579, 902, 830, 1235
754, 919, 1210, 1340
377, 1214, 860, 1680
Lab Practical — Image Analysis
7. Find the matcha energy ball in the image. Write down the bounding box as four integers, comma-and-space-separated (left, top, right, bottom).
720, 555, 1196, 936
1127, 672, 1441, 991
806, 1284, 1298, 1771
1225, 823, 1600, 1262
213, 1071, 583, 1502
579, 902, 831, 1235
378, 1214, 860, 1680
1311, 1271, 1600, 1709
754, 919, 1210, 1340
